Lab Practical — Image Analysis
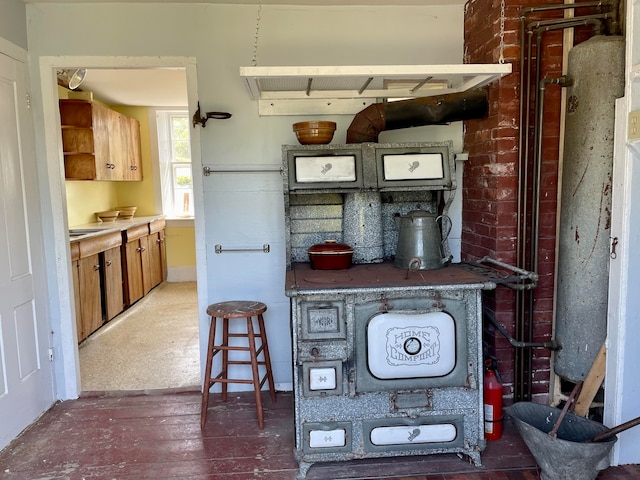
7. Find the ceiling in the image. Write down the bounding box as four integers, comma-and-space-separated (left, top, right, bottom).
73, 68, 188, 107
57, 1, 466, 107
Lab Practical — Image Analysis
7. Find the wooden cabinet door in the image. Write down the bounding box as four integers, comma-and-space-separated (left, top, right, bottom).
148, 229, 167, 288
103, 246, 124, 321
125, 117, 142, 181
71, 259, 84, 342
140, 235, 153, 296
91, 102, 113, 180
124, 239, 145, 306
78, 253, 103, 337
70, 242, 84, 342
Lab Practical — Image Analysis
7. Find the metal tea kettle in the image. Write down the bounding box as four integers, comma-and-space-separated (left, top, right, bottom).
393, 209, 453, 270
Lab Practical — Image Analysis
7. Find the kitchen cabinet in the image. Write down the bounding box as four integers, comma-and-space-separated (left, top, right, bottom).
103, 245, 124, 321
70, 242, 83, 343
125, 116, 143, 181
59, 99, 142, 181
72, 231, 123, 342
123, 224, 151, 306
122, 219, 167, 307
148, 218, 167, 288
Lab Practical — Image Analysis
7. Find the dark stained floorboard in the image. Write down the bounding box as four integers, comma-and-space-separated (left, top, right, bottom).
1, 391, 638, 480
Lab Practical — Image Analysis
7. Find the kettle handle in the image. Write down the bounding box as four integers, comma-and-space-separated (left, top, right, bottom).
436, 215, 452, 242
436, 215, 453, 266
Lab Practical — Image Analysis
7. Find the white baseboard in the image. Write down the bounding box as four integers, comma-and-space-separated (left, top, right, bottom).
167, 266, 197, 282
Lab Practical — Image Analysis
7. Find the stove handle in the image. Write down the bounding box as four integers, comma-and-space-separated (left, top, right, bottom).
476, 256, 538, 290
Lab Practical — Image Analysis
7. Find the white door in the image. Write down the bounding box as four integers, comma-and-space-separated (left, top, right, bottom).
0, 51, 55, 450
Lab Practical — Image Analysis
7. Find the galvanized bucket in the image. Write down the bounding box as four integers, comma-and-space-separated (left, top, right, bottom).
507, 402, 617, 480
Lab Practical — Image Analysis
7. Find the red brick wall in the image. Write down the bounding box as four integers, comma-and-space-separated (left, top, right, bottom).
463, 0, 575, 405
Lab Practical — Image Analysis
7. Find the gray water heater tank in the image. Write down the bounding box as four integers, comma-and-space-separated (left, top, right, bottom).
554, 35, 625, 383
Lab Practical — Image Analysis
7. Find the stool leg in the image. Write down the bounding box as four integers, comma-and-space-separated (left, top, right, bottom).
247, 316, 265, 429
221, 317, 229, 402
257, 313, 277, 403
200, 316, 217, 428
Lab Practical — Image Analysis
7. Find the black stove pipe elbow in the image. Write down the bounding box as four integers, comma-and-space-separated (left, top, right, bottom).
346, 88, 489, 143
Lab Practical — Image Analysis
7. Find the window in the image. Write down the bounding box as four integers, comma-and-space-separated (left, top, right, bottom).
155, 110, 193, 218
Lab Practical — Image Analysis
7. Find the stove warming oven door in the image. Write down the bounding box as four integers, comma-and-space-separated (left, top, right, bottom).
290, 285, 485, 479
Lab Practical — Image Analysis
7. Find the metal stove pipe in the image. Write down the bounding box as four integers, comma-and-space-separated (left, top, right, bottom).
346, 89, 489, 144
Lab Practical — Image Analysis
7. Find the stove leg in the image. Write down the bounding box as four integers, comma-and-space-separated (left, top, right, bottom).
296, 461, 312, 479
466, 451, 482, 467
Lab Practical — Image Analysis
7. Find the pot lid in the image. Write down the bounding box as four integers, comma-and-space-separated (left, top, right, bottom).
308, 240, 354, 254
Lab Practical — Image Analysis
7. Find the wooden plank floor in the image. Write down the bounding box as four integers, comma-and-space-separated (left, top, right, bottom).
1, 391, 639, 480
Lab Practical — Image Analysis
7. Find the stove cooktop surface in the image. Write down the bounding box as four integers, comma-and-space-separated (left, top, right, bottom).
286, 261, 512, 293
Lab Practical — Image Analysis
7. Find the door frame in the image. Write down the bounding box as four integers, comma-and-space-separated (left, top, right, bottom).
36, 56, 204, 400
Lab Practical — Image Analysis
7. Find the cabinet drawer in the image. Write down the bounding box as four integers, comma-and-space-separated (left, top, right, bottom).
78, 231, 122, 258
124, 224, 149, 242
148, 218, 166, 234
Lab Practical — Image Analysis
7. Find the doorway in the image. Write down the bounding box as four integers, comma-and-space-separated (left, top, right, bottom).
41, 57, 206, 398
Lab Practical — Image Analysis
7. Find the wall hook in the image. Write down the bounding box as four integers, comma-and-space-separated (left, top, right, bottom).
192, 102, 232, 128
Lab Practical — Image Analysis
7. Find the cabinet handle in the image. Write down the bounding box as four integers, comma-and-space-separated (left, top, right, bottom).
137, 246, 146, 253
156, 238, 163, 244
106, 260, 112, 267
93, 264, 100, 271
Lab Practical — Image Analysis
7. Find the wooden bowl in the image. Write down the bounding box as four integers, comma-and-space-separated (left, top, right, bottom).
293, 121, 336, 145
96, 210, 120, 222
115, 206, 137, 220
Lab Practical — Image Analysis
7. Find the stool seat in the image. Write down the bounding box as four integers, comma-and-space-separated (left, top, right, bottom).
201, 300, 276, 429
206, 300, 266, 319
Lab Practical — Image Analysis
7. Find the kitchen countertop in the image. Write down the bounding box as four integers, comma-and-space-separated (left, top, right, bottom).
69, 215, 165, 242
285, 261, 510, 296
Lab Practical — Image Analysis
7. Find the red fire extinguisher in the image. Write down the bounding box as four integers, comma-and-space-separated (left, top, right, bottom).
483, 359, 503, 440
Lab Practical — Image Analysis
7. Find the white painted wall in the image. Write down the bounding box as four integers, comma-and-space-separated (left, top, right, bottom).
605, 0, 640, 465
25, 3, 465, 394
0, 0, 27, 49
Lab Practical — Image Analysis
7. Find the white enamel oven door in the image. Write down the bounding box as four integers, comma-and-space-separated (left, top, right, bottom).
355, 295, 471, 392
367, 311, 456, 379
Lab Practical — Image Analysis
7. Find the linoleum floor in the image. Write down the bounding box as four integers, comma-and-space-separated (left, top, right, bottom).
79, 281, 200, 392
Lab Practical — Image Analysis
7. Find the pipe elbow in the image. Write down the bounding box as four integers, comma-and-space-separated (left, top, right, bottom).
346, 103, 386, 143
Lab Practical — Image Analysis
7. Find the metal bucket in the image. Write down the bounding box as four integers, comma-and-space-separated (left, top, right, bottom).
507, 402, 617, 480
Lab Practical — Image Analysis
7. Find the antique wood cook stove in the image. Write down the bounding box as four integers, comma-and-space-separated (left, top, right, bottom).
282, 142, 533, 479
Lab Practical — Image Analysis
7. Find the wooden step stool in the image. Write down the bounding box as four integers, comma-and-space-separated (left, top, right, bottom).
200, 300, 276, 428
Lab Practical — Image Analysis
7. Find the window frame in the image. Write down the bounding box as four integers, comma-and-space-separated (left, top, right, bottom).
149, 108, 195, 222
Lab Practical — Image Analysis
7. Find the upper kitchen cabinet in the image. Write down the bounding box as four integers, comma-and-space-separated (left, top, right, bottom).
59, 99, 142, 181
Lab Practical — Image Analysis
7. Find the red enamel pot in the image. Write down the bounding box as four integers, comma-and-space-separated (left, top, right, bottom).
307, 240, 354, 270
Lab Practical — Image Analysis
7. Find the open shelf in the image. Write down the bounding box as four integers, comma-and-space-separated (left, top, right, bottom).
240, 63, 512, 115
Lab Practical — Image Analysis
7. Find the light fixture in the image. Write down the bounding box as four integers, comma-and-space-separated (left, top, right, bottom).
56, 68, 87, 90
